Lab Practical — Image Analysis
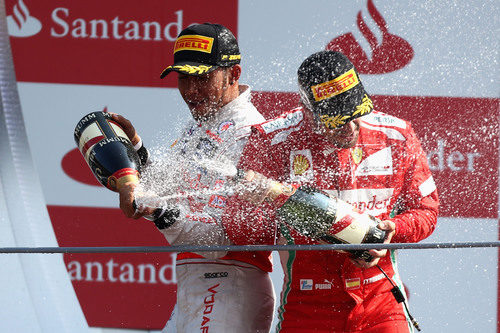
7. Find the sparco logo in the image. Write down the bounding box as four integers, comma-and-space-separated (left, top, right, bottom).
7, 0, 42, 37
204, 272, 229, 279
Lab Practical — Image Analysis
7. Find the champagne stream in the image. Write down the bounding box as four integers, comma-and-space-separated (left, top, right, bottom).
133, 152, 239, 210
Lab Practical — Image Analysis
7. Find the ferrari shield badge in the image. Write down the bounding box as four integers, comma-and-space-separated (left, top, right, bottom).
351, 147, 363, 164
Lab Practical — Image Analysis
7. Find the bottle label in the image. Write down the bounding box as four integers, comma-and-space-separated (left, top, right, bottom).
327, 200, 371, 244
78, 119, 130, 162
107, 168, 139, 191
268, 182, 299, 207
74, 111, 141, 192
78, 121, 105, 157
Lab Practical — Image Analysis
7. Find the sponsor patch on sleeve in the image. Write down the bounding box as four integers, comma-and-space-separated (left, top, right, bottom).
362, 112, 407, 129
259, 109, 304, 134
217, 120, 235, 134
345, 278, 361, 290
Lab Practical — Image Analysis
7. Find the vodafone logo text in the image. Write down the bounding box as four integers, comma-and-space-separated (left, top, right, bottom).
201, 284, 219, 332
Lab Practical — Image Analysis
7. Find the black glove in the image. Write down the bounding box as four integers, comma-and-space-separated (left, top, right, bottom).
151, 207, 180, 230
136, 144, 150, 166
132, 200, 180, 230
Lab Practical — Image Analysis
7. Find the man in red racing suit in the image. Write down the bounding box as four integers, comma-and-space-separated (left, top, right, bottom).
223, 51, 439, 332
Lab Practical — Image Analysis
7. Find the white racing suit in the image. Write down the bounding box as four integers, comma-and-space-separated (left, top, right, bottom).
137, 85, 274, 333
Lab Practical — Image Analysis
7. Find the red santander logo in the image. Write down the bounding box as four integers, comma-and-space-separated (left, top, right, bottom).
327, 0, 413, 74
6, 0, 238, 87
62, 148, 100, 187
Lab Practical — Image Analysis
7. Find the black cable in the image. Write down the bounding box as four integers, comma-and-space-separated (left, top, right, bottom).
376, 264, 421, 332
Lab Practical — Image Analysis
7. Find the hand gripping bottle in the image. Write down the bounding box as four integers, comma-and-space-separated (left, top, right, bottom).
74, 111, 179, 229
74, 111, 141, 192
240, 170, 386, 261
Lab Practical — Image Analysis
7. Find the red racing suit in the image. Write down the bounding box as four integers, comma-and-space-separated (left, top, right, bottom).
223, 107, 439, 332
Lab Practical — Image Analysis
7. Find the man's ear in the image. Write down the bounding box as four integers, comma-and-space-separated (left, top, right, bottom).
229, 64, 242, 84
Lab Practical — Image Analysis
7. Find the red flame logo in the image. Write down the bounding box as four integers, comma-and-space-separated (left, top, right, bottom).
62, 148, 101, 186
326, 0, 414, 74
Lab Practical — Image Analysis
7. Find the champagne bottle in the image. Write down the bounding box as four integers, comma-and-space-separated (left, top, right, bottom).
277, 186, 385, 261
240, 171, 386, 261
74, 111, 141, 192
74, 111, 179, 229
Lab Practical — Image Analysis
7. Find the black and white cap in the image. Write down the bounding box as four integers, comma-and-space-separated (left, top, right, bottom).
160, 23, 241, 78
298, 51, 373, 129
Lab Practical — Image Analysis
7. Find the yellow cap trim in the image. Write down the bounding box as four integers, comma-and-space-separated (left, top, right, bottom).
319, 114, 351, 129
163, 64, 213, 75
352, 94, 373, 117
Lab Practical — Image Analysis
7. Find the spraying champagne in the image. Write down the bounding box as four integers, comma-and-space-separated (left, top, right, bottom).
238, 170, 386, 261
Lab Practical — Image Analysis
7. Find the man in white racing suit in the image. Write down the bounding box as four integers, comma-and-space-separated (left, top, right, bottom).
113, 23, 274, 333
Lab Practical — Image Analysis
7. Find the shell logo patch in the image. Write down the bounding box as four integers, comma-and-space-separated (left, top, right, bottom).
293, 154, 311, 175
351, 147, 363, 164
290, 149, 313, 181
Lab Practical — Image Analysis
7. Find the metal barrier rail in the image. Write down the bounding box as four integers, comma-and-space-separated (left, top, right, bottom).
1, 241, 499, 253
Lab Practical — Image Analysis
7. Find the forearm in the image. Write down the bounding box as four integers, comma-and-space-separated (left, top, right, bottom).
390, 195, 439, 243
156, 214, 232, 259
391, 126, 440, 243
223, 196, 278, 245
159, 216, 231, 247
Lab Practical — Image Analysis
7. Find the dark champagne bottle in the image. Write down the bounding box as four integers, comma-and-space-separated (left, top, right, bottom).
74, 111, 179, 229
74, 111, 141, 192
240, 171, 386, 261
274, 186, 386, 261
